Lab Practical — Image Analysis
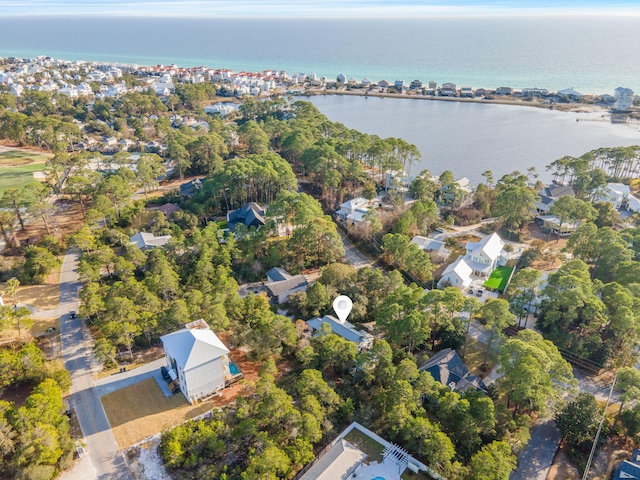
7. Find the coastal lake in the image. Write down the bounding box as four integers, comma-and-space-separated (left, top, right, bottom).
306, 95, 640, 184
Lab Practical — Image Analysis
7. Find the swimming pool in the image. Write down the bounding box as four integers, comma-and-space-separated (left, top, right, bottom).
230, 361, 240, 376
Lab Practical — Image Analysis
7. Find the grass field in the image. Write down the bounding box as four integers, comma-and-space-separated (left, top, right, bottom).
460, 337, 499, 377
0, 148, 52, 195
483, 266, 513, 292
101, 378, 211, 448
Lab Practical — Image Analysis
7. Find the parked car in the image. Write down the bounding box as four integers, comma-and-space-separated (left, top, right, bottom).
69, 310, 77, 318
468, 288, 474, 294
476, 289, 484, 297
435, 227, 446, 233
161, 366, 171, 381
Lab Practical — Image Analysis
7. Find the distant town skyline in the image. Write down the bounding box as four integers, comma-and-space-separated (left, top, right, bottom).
1, 0, 640, 17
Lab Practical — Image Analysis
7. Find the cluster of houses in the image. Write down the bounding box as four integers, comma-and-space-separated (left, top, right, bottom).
535, 182, 640, 236
330, 73, 636, 108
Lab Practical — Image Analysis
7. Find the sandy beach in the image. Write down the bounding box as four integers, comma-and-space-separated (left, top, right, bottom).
304, 88, 616, 115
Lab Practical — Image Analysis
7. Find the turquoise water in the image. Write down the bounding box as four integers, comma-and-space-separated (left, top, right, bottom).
230, 361, 240, 376
0, 16, 639, 93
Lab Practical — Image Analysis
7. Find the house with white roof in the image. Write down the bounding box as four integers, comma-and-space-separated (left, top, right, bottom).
464, 232, 506, 276
300, 422, 430, 480
9, 83, 23, 97
336, 197, 369, 222
307, 315, 374, 352
410, 235, 450, 260
438, 256, 474, 290
160, 319, 233, 404
614, 87, 634, 111
438, 232, 506, 289
558, 88, 583, 100
600, 183, 640, 212
129, 232, 172, 250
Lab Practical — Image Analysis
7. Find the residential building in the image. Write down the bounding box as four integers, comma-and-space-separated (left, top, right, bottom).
378, 80, 390, 88
147, 203, 181, 218
535, 184, 576, 213
558, 88, 583, 100
160, 319, 235, 404
419, 348, 487, 393
179, 178, 202, 197
496, 86, 514, 95
299, 422, 430, 480
394, 79, 405, 89
613, 449, 640, 480
129, 232, 172, 250
336, 73, 347, 84
535, 215, 581, 237
8, 83, 23, 96
265, 267, 309, 304
614, 87, 634, 111
460, 87, 474, 98
464, 232, 506, 276
410, 79, 422, 90
227, 202, 267, 232
438, 256, 474, 290
335, 197, 369, 221
428, 80, 437, 89
600, 183, 640, 212
410, 236, 451, 260
522, 87, 549, 97
306, 315, 374, 352
438, 232, 506, 289
441, 82, 457, 96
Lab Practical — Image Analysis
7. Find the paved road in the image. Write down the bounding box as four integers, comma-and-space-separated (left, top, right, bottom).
59, 251, 132, 480
510, 418, 562, 480
339, 231, 375, 270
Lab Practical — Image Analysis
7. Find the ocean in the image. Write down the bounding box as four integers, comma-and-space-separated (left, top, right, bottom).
0, 16, 639, 94
2, 16, 640, 183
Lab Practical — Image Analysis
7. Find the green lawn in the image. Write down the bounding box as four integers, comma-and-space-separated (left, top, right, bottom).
460, 336, 499, 377
0, 163, 45, 194
0, 149, 51, 195
483, 266, 513, 293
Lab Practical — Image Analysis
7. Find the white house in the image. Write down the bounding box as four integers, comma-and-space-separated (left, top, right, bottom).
306, 315, 374, 352
558, 88, 583, 100
336, 197, 369, 221
438, 232, 506, 290
410, 235, 450, 260
600, 183, 640, 212
614, 87, 634, 111
160, 319, 232, 404
9, 83, 24, 97
464, 232, 506, 277
129, 232, 172, 250
438, 257, 473, 290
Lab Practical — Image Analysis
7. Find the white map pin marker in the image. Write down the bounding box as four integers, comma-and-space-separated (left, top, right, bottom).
333, 295, 353, 324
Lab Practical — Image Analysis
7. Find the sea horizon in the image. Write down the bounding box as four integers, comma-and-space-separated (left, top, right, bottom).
1, 16, 639, 94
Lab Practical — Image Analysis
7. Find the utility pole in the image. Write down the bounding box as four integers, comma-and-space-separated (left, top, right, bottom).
581, 372, 618, 480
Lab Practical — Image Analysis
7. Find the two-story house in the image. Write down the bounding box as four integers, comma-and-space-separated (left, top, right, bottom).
160, 319, 233, 404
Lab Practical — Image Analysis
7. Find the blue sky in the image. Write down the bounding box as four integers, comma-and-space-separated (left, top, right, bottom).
2, 0, 640, 16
